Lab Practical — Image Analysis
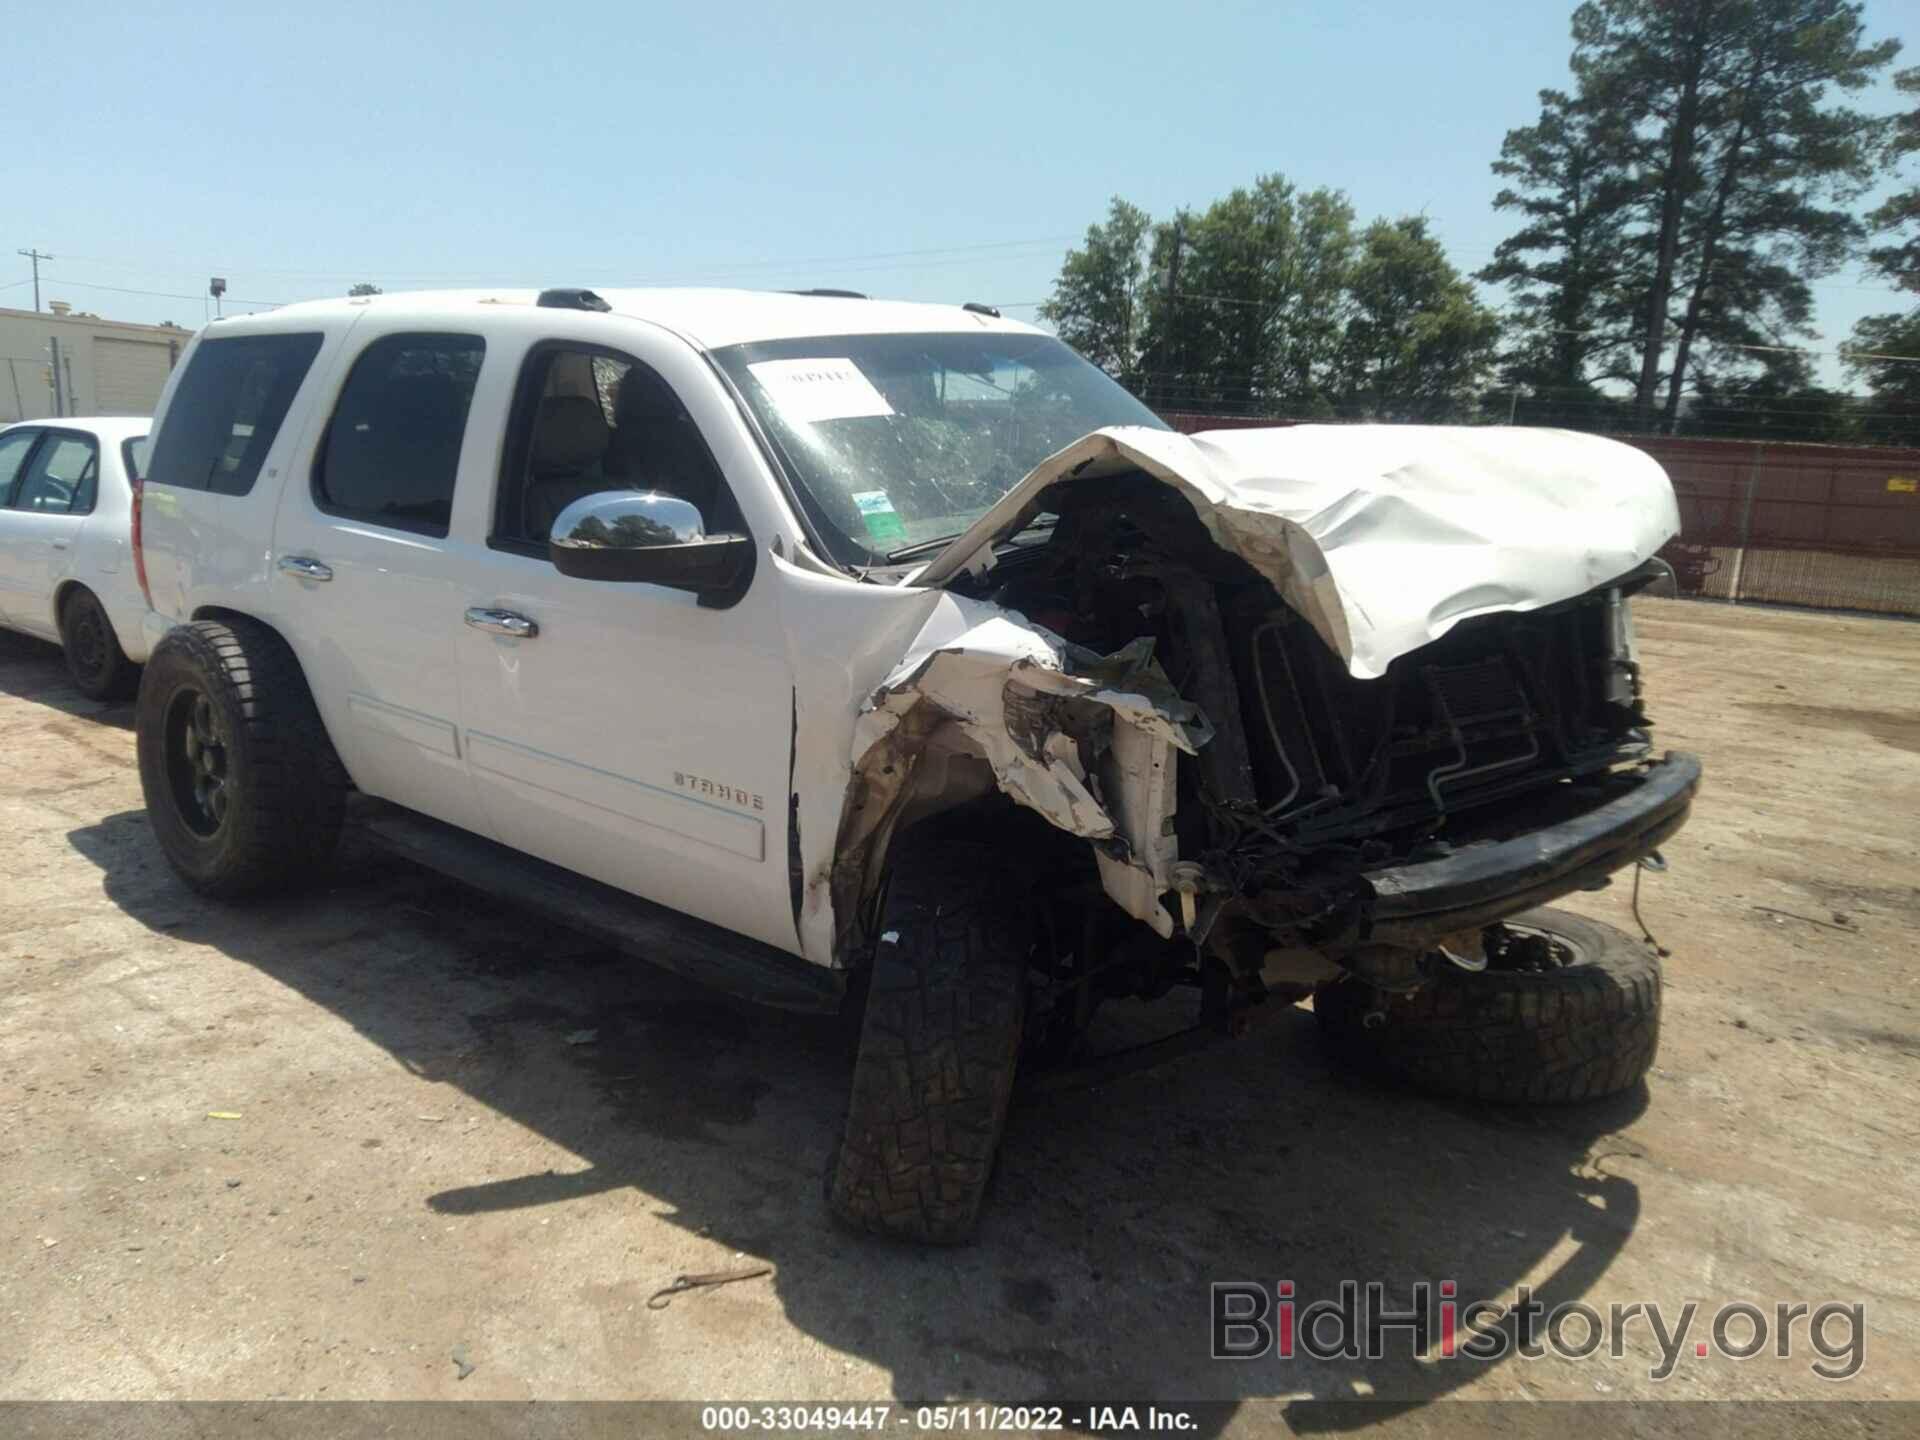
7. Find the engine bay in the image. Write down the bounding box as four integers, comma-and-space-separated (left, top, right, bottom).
946, 473, 1657, 950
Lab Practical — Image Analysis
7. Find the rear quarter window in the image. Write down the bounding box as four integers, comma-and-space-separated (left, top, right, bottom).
146, 333, 324, 496
122, 436, 150, 483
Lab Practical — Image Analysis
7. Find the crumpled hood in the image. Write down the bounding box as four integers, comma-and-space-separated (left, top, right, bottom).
911, 424, 1680, 680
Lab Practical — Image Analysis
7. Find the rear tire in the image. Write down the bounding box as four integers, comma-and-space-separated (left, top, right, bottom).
828, 830, 1031, 1244
60, 587, 138, 701
1315, 907, 1660, 1104
135, 618, 347, 898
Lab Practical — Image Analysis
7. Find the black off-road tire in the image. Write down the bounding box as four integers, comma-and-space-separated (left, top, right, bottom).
1315, 907, 1660, 1104
828, 832, 1032, 1244
135, 618, 348, 898
60, 587, 138, 701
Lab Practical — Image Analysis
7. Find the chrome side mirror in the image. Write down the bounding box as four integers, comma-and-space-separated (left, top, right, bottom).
548, 490, 753, 601
551, 490, 706, 552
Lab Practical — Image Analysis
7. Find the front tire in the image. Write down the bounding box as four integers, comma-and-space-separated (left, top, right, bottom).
135, 618, 347, 898
1315, 907, 1661, 1104
60, 587, 138, 701
828, 830, 1032, 1244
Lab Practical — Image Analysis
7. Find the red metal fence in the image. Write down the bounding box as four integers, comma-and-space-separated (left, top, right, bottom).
1628, 437, 1920, 615
1160, 414, 1920, 618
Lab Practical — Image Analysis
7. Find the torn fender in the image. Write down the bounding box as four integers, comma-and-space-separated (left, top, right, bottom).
847, 595, 1211, 937
910, 424, 1680, 681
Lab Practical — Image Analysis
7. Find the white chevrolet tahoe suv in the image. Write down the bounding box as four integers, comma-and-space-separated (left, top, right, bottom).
133, 286, 1699, 1241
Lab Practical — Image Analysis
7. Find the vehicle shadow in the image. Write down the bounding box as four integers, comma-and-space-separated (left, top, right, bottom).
69, 810, 1646, 1417
0, 630, 135, 729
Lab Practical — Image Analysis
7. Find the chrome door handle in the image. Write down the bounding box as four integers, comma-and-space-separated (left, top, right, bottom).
465, 606, 539, 638
277, 555, 333, 582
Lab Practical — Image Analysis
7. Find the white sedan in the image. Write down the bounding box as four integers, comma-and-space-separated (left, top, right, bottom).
0, 416, 153, 699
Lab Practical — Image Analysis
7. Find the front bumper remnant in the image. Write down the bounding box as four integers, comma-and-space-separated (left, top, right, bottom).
1362, 751, 1702, 946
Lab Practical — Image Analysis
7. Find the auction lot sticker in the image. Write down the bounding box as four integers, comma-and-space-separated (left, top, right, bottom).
748, 358, 894, 424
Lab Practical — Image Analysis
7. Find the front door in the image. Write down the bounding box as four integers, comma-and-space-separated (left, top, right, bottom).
451, 331, 799, 956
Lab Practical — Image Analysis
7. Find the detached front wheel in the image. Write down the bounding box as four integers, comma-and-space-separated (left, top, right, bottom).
1315, 907, 1661, 1104
828, 830, 1032, 1244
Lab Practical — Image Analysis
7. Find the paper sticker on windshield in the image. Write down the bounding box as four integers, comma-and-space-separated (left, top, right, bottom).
747, 358, 894, 424
852, 489, 908, 545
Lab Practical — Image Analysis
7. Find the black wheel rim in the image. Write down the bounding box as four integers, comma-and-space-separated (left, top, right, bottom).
163, 687, 231, 837
68, 603, 107, 682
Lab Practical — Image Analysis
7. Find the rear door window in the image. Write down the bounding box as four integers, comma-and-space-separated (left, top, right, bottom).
9, 433, 99, 514
145, 333, 324, 496
312, 333, 484, 537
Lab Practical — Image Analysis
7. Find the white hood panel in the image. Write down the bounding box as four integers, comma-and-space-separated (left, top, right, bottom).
913, 424, 1680, 680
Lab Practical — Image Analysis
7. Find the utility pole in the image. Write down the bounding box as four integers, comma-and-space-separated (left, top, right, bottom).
1165, 217, 1185, 408
16, 248, 53, 312
47, 337, 64, 416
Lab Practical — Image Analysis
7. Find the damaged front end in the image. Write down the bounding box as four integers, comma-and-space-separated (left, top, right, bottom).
832, 423, 1700, 1026
835, 606, 1210, 947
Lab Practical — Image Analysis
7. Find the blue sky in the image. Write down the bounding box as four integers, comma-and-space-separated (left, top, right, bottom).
6, 1, 1911, 382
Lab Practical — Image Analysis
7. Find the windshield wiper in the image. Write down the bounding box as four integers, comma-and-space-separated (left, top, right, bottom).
885, 514, 1057, 566
884, 533, 964, 563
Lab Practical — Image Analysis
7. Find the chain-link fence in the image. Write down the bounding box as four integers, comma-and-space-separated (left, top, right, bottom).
1626, 437, 1920, 616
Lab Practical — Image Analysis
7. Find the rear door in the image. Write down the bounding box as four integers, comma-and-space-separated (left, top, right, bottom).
267, 325, 493, 834
0, 428, 98, 638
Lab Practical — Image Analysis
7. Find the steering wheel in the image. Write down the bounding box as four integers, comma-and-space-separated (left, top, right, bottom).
32, 479, 76, 511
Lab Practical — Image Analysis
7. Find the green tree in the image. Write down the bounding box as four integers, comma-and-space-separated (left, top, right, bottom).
1514, 0, 1898, 431
348, 282, 382, 297
1335, 218, 1502, 421
1134, 175, 1356, 413
1479, 88, 1640, 426
1844, 67, 1920, 446
1844, 311, 1920, 446
1037, 199, 1152, 384
1681, 351, 1857, 441
1865, 66, 1920, 288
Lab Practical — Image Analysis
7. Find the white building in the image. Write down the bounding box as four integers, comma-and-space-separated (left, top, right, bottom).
0, 302, 196, 422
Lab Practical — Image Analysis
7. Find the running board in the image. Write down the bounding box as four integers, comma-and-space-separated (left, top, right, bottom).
353, 800, 846, 1015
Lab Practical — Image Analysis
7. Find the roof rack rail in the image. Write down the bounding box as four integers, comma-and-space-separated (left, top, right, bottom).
537, 288, 611, 313
962, 301, 1001, 318
786, 288, 867, 300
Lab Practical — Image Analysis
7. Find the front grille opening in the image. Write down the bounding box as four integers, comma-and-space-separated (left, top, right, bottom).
1236, 595, 1631, 841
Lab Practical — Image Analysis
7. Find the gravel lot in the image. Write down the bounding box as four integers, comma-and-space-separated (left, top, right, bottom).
3, 597, 1917, 1421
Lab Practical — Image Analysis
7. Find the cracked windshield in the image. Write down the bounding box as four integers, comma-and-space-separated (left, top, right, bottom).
714, 331, 1167, 564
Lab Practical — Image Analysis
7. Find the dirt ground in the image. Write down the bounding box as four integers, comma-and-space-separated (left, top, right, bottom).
2, 597, 1917, 1425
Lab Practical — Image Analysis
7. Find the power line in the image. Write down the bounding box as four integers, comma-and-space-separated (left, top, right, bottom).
33, 277, 288, 309
25, 252, 1920, 371
45, 234, 1081, 285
